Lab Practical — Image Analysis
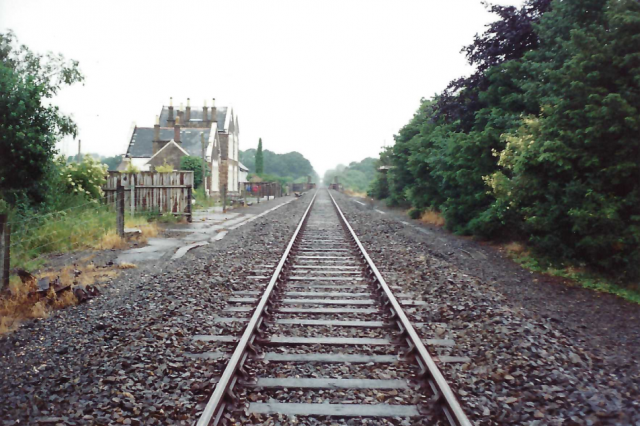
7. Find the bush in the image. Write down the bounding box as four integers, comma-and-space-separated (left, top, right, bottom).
60, 156, 108, 200
408, 208, 423, 220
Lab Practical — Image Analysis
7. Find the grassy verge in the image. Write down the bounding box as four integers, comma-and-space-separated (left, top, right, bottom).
1, 205, 160, 335
504, 244, 640, 304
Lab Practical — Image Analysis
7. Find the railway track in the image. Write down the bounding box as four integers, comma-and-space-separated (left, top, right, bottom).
194, 190, 471, 425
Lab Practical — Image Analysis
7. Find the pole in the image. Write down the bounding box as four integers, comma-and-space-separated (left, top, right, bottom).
0, 214, 9, 291
130, 177, 135, 218
116, 184, 125, 238
78, 139, 82, 162
187, 186, 193, 223
201, 133, 208, 199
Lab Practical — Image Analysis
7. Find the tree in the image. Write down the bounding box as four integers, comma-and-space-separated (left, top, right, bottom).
0, 31, 84, 205
240, 147, 316, 180
101, 155, 122, 171
488, 0, 640, 278
180, 156, 209, 189
255, 138, 264, 174
323, 157, 378, 194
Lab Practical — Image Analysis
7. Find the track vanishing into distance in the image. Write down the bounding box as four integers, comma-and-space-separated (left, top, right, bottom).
193, 190, 472, 425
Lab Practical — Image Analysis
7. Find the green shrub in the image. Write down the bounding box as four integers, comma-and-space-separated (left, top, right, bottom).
60, 156, 108, 200
407, 208, 423, 220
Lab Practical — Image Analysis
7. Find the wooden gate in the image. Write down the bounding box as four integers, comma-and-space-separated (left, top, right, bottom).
104, 171, 194, 217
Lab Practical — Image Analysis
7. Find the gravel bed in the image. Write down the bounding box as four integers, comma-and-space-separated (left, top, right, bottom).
0, 196, 309, 425
269, 324, 389, 339
274, 312, 385, 322
251, 361, 415, 380
333, 192, 640, 425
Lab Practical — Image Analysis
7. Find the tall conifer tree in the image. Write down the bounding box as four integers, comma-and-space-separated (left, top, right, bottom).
255, 138, 264, 175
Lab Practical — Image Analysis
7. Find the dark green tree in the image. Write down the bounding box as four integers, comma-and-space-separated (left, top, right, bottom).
255, 138, 264, 175
0, 31, 84, 206
489, 0, 640, 278
180, 156, 209, 189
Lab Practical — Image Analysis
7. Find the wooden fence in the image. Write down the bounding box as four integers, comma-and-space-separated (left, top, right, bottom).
104, 171, 194, 219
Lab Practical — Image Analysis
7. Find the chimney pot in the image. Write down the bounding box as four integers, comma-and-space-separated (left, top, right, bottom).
170, 97, 173, 106
187, 98, 190, 107
185, 99, 191, 122
212, 98, 216, 107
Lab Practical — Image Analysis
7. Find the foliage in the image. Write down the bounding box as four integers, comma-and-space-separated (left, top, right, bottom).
155, 160, 174, 173
122, 162, 139, 174
179, 156, 209, 189
100, 155, 122, 171
407, 208, 422, 220
255, 138, 264, 175
0, 31, 84, 206
240, 148, 317, 181
59, 155, 108, 200
374, 0, 640, 281
323, 158, 377, 194
9, 202, 116, 272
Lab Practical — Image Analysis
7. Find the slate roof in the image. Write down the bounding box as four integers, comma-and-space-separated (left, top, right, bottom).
127, 128, 211, 158
159, 106, 228, 132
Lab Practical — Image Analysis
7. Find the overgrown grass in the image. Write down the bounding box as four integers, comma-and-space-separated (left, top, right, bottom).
10, 202, 115, 271
506, 246, 640, 304
193, 187, 219, 210
8, 200, 161, 271
420, 209, 446, 227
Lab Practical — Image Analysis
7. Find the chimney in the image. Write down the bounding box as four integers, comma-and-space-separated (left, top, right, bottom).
203, 99, 208, 123
177, 102, 184, 123
167, 97, 174, 124
174, 116, 181, 143
185, 98, 191, 122
153, 115, 160, 141
210, 98, 217, 123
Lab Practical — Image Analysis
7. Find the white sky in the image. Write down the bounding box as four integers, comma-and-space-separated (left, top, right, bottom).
0, 0, 523, 175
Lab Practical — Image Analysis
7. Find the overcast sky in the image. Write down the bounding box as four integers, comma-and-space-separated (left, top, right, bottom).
0, 0, 523, 175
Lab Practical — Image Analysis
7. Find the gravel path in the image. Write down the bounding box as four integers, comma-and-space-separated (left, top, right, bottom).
0, 196, 309, 425
332, 192, 640, 425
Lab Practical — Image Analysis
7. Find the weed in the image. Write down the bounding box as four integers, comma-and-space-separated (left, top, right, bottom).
118, 262, 137, 269
96, 231, 127, 250
507, 250, 640, 304
420, 210, 446, 227
504, 241, 526, 255
0, 257, 120, 335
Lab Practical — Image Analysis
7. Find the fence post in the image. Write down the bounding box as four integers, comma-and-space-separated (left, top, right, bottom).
116, 184, 125, 238
187, 186, 193, 223
130, 179, 135, 218
0, 214, 9, 291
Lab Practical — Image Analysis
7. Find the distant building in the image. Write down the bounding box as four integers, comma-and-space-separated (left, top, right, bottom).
239, 162, 249, 184
119, 98, 241, 194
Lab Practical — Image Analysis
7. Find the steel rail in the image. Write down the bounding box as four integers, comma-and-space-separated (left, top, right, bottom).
327, 190, 472, 426
197, 191, 318, 426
